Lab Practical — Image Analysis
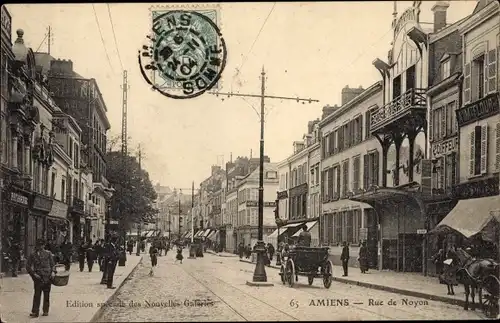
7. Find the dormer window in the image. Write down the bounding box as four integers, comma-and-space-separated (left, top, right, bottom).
441, 59, 451, 80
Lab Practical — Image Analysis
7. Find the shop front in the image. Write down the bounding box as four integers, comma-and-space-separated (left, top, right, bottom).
47, 199, 69, 245
1, 185, 32, 270
30, 193, 53, 255
68, 197, 85, 246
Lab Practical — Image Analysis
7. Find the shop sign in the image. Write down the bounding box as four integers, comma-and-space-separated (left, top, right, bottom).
33, 194, 53, 212
432, 137, 458, 158
456, 93, 499, 127
264, 201, 276, 207
452, 177, 499, 200
246, 201, 258, 207
9, 191, 29, 206
417, 229, 427, 234
49, 200, 69, 219
71, 197, 84, 213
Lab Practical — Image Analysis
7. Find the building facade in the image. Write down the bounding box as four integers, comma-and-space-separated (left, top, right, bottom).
454, 1, 499, 203
320, 82, 383, 268
236, 162, 278, 248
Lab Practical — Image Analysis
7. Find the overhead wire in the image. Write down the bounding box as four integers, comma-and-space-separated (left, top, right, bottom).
92, 4, 116, 75
35, 34, 48, 53
232, 2, 276, 89
106, 3, 124, 71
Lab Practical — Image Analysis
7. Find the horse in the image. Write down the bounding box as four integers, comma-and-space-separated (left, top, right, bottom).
454, 247, 499, 311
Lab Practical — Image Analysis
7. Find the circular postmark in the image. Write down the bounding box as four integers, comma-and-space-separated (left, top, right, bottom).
139, 10, 227, 99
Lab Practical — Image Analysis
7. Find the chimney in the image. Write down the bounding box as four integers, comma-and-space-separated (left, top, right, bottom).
321, 105, 336, 120
432, 1, 450, 32
341, 85, 365, 105
50, 59, 74, 75
211, 165, 221, 176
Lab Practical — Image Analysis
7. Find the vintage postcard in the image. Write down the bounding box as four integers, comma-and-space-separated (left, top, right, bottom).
0, 1, 499, 322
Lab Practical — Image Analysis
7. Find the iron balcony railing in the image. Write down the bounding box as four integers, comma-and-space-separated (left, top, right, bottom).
371, 88, 426, 131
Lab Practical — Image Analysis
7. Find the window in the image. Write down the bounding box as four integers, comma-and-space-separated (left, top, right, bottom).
393, 74, 402, 99
342, 160, 349, 196
50, 172, 56, 197
353, 156, 361, 191
315, 165, 319, 186
472, 55, 485, 101
310, 168, 315, 186
345, 212, 353, 244
334, 213, 342, 243
33, 162, 40, 193
61, 178, 66, 202
73, 179, 79, 201
246, 209, 251, 225
441, 60, 450, 80
406, 65, 416, 91
69, 138, 73, 161
73, 142, 79, 168
469, 125, 488, 177
353, 209, 362, 244
41, 167, 48, 195
266, 171, 277, 179
363, 150, 380, 189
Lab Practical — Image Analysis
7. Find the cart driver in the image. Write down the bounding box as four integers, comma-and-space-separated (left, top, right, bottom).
297, 224, 311, 247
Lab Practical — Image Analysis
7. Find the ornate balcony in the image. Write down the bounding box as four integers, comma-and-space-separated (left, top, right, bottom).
370, 88, 427, 134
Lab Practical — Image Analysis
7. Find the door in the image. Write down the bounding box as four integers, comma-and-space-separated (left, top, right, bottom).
365, 209, 378, 269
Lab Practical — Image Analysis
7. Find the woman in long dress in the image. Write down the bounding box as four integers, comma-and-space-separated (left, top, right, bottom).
441, 245, 459, 295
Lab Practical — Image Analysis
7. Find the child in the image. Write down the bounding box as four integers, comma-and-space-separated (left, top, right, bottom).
175, 246, 183, 264
149, 245, 158, 276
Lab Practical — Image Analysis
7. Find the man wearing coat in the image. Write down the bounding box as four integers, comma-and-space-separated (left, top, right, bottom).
105, 237, 119, 289
340, 241, 349, 277
26, 239, 56, 317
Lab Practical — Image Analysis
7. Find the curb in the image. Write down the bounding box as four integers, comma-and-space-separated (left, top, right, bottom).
206, 250, 238, 258
239, 259, 466, 308
89, 256, 143, 323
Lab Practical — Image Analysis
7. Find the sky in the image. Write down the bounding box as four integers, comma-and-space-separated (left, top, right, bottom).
7, 1, 478, 189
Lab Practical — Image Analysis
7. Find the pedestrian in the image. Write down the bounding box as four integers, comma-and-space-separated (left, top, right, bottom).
175, 246, 184, 264
358, 241, 368, 273
149, 244, 158, 276
297, 224, 312, 247
127, 239, 134, 255
267, 243, 275, 263
26, 239, 56, 318
60, 238, 72, 271
246, 244, 251, 259
340, 241, 349, 277
77, 241, 86, 272
9, 238, 21, 277
86, 240, 96, 272
238, 242, 244, 259
105, 236, 119, 289
98, 239, 105, 271
100, 239, 109, 285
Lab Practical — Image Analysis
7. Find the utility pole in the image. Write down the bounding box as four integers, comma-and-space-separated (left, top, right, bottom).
178, 189, 182, 238
47, 26, 52, 54
120, 70, 129, 257
210, 67, 318, 284
136, 144, 142, 256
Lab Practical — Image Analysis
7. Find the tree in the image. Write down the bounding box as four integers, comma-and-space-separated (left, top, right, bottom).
106, 150, 158, 230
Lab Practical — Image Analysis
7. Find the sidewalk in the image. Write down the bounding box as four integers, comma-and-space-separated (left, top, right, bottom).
239, 258, 468, 308
0, 255, 142, 323
205, 249, 238, 258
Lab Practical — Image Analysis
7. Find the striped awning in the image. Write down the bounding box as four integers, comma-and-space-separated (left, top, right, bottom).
186, 232, 192, 239
292, 221, 318, 237
202, 229, 212, 237
194, 230, 203, 237
207, 230, 217, 240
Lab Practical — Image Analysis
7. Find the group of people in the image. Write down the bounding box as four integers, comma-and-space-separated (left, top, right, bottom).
24, 235, 123, 318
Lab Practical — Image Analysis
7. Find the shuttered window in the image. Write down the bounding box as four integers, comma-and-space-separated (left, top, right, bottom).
372, 150, 380, 186
336, 166, 341, 196
365, 109, 372, 140
363, 154, 369, 189
488, 48, 497, 93
496, 123, 500, 172
353, 156, 360, 191
334, 213, 343, 243
480, 124, 488, 174
328, 168, 334, 199
464, 63, 471, 104
342, 159, 349, 196
345, 212, 353, 244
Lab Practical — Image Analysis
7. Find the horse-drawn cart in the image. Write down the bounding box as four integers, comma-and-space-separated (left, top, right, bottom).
279, 246, 333, 288
481, 274, 499, 318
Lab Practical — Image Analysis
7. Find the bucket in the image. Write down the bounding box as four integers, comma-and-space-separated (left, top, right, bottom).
52, 264, 70, 287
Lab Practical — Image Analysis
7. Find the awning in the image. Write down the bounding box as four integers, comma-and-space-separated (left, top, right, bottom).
194, 230, 203, 237
202, 229, 212, 237
207, 230, 217, 240
267, 228, 280, 240
185, 232, 192, 239
322, 199, 372, 213
433, 196, 500, 238
292, 221, 318, 237
281, 222, 304, 229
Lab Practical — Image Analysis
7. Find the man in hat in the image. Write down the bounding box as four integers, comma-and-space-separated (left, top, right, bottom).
26, 239, 56, 317
105, 235, 120, 289
340, 241, 350, 277
297, 224, 311, 247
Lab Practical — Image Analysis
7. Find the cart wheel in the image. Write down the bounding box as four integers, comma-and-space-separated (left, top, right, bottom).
308, 276, 314, 286
482, 294, 499, 318
279, 265, 286, 285
322, 260, 333, 289
285, 259, 295, 288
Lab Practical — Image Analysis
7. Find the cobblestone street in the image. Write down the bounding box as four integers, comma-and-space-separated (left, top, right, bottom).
95, 252, 486, 321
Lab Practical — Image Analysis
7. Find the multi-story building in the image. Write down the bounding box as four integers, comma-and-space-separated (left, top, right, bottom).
307, 121, 321, 221
51, 110, 88, 245
153, 183, 173, 236
38, 57, 112, 235
277, 159, 289, 222
425, 3, 466, 276
236, 162, 278, 248
320, 82, 383, 269
1, 26, 56, 265
199, 165, 225, 230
